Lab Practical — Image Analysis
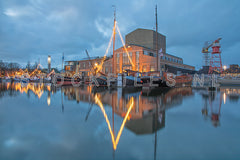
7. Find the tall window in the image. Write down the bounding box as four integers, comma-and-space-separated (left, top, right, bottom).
136, 52, 139, 71
123, 52, 131, 65
117, 53, 119, 64
105, 67, 108, 73
143, 65, 147, 72
150, 65, 155, 71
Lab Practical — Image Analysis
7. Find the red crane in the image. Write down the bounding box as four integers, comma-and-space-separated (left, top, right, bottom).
202, 38, 223, 74
208, 38, 223, 74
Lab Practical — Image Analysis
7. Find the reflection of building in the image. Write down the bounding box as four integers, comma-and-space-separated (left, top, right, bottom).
62, 86, 193, 134
64, 28, 195, 75
125, 111, 165, 135
220, 87, 240, 103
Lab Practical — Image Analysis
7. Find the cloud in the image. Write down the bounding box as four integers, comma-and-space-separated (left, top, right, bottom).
0, 0, 240, 69
46, 7, 78, 23
3, 5, 42, 18
95, 17, 113, 38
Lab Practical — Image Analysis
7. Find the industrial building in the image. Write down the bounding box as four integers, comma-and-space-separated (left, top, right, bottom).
65, 28, 195, 75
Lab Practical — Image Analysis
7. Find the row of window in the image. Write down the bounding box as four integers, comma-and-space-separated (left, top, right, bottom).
117, 52, 135, 65
143, 50, 183, 64
143, 51, 156, 57
116, 51, 183, 65
161, 56, 183, 64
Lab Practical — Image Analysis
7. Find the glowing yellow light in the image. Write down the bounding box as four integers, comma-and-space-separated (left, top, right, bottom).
223, 65, 227, 70
115, 97, 134, 146
96, 21, 116, 73
95, 95, 116, 149
95, 95, 134, 150
47, 95, 51, 106
12, 83, 44, 99
48, 56, 51, 64
223, 92, 226, 104
116, 23, 134, 67
47, 85, 51, 92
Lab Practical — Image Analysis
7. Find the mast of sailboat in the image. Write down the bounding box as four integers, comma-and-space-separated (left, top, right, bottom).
112, 6, 116, 74
62, 53, 64, 73
155, 5, 161, 77
112, 6, 116, 158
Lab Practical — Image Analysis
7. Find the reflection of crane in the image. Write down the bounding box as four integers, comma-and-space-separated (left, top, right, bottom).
202, 38, 222, 74
201, 90, 222, 127
209, 91, 222, 127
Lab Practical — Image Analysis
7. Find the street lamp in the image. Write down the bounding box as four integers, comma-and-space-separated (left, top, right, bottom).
48, 55, 51, 73
223, 65, 227, 70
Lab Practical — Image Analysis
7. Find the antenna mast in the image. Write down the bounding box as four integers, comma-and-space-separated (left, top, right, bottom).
155, 5, 159, 74
112, 6, 116, 74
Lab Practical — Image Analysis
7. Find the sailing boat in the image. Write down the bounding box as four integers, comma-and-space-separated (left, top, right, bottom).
141, 6, 170, 91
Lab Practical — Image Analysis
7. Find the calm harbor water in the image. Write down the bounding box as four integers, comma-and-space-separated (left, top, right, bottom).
0, 82, 240, 160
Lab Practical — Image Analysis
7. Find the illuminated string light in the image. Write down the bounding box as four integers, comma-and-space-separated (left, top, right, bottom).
96, 20, 135, 73
115, 97, 134, 145
94, 95, 116, 149
94, 95, 134, 150
96, 21, 116, 73
116, 22, 134, 67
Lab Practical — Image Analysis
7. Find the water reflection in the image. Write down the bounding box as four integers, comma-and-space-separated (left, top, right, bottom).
221, 87, 240, 103
1, 82, 240, 159
0, 82, 59, 108
0, 82, 58, 98
62, 86, 194, 155
199, 87, 240, 127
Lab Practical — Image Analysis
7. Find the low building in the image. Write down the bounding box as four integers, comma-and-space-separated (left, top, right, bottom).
113, 44, 194, 74
64, 56, 112, 76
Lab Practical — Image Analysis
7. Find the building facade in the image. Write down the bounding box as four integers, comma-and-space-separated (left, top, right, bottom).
64, 28, 195, 75
113, 44, 194, 74
126, 28, 166, 53
65, 57, 113, 76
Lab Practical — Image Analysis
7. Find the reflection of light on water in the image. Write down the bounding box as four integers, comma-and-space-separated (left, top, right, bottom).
6, 82, 10, 90
12, 83, 44, 99
94, 95, 134, 150
223, 92, 226, 104
47, 85, 51, 92
47, 95, 51, 106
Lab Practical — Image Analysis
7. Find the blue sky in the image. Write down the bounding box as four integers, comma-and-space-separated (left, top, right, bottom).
0, 0, 239, 70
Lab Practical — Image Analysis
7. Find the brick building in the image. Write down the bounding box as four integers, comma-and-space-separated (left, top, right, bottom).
64, 28, 195, 75
112, 44, 194, 74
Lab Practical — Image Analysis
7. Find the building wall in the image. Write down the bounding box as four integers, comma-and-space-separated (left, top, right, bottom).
65, 58, 113, 76
113, 45, 194, 74
125, 28, 166, 53
102, 58, 112, 74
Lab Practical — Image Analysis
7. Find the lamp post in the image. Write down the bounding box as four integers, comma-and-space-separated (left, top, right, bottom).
48, 55, 51, 73
223, 65, 227, 70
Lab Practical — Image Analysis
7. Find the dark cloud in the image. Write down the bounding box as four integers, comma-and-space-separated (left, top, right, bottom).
0, 0, 240, 69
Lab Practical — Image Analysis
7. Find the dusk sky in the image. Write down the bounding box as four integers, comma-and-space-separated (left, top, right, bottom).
0, 0, 239, 70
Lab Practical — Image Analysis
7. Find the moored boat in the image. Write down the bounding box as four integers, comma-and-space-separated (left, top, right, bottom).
217, 76, 240, 86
